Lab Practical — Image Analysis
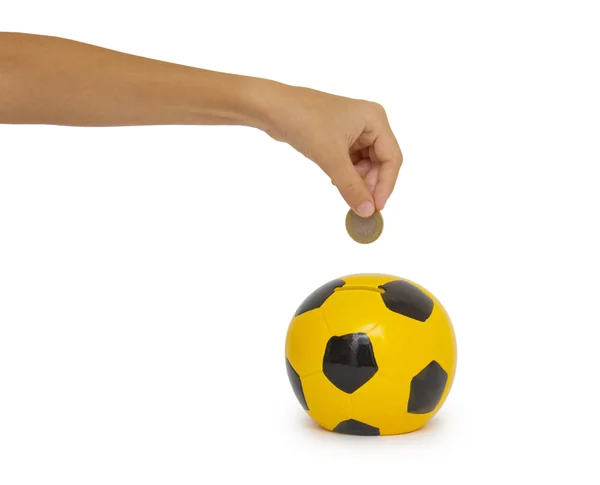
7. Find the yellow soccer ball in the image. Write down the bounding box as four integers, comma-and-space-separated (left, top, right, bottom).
285, 273, 457, 436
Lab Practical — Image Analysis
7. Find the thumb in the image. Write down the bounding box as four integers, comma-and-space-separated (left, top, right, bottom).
331, 160, 375, 218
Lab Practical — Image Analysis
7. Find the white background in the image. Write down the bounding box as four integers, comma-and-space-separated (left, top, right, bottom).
1, 1, 599, 483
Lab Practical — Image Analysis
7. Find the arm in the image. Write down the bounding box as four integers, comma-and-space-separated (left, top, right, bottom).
0, 32, 402, 215
0, 32, 267, 128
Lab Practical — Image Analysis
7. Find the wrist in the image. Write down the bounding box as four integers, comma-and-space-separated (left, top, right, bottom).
237, 76, 293, 133
176, 68, 293, 132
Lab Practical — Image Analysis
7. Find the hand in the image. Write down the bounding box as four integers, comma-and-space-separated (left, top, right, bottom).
262, 84, 403, 217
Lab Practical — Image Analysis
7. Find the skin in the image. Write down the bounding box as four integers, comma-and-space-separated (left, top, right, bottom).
0, 33, 403, 217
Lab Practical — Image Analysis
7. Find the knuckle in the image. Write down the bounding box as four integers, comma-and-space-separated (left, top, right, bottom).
340, 181, 360, 196
342, 179, 357, 191
360, 101, 388, 125
369, 101, 386, 116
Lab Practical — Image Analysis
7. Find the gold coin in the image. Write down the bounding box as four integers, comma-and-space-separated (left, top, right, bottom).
345, 209, 384, 244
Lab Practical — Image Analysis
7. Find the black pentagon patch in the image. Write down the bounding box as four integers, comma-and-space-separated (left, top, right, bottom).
285, 358, 309, 411
333, 419, 380, 436
407, 360, 448, 414
295, 278, 345, 317
323, 333, 378, 394
379, 279, 434, 322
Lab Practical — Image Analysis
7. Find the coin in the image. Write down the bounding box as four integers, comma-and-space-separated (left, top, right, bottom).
345, 209, 384, 244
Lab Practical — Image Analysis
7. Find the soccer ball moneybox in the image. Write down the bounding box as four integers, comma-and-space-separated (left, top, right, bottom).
285, 273, 457, 436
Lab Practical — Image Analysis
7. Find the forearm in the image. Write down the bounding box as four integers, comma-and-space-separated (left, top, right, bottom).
0, 32, 273, 128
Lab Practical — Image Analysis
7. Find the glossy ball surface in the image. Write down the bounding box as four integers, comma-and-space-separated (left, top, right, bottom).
285, 273, 457, 436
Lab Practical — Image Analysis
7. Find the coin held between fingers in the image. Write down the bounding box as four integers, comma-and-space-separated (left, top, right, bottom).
345, 209, 384, 244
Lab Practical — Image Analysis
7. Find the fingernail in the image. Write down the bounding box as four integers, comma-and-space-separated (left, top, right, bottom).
355, 201, 374, 218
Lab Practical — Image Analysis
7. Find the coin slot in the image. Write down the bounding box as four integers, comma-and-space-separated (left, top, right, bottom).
334, 286, 385, 294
